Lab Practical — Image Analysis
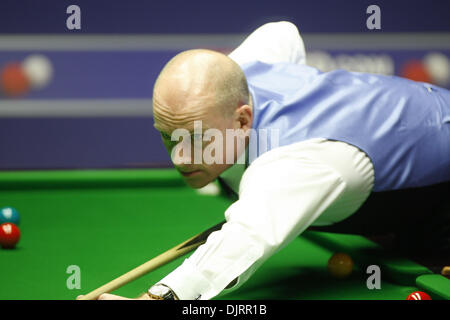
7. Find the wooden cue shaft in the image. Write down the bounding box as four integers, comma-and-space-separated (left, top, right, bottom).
78, 220, 226, 300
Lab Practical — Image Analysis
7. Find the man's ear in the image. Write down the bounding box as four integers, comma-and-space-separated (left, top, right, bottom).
235, 104, 252, 131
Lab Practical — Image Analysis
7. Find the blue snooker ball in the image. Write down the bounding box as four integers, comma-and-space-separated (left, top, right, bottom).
0, 207, 20, 225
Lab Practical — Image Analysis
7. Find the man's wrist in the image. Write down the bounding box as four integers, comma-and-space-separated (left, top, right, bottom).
148, 284, 179, 300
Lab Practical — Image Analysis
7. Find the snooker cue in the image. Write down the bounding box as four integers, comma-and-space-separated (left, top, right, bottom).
78, 220, 226, 300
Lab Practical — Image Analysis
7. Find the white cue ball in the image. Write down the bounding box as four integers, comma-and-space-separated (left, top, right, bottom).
22, 54, 54, 90
196, 182, 221, 196
423, 52, 450, 87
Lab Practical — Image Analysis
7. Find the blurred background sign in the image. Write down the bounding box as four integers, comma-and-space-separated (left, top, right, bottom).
0, 0, 449, 169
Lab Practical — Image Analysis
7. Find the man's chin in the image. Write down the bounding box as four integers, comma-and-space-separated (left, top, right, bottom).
183, 176, 212, 189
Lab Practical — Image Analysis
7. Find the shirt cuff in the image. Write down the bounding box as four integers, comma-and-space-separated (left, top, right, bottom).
157, 258, 212, 300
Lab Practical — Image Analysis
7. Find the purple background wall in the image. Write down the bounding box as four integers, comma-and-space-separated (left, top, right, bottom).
0, 0, 449, 33
0, 1, 449, 170
0, 118, 169, 169
0, 51, 174, 99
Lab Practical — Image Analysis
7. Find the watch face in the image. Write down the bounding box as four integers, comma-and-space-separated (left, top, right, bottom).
149, 285, 172, 299
154, 286, 169, 296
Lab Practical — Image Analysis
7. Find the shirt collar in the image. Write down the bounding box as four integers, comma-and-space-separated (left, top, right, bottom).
219, 147, 248, 195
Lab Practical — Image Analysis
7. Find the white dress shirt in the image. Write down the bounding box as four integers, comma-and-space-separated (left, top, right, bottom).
157, 21, 375, 300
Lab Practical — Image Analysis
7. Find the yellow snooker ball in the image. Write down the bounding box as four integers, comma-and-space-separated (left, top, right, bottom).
328, 252, 354, 279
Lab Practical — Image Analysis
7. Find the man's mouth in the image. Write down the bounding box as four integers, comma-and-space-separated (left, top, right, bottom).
179, 170, 202, 177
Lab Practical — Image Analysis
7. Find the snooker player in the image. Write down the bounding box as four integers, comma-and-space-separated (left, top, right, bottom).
99, 22, 450, 300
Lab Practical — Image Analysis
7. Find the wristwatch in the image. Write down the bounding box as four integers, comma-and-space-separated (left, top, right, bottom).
147, 284, 179, 300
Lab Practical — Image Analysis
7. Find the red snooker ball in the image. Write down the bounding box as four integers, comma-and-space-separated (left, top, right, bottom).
0, 222, 20, 249
0, 62, 30, 97
406, 291, 432, 300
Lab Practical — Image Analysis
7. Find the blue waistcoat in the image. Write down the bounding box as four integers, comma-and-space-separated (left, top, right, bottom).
243, 61, 450, 192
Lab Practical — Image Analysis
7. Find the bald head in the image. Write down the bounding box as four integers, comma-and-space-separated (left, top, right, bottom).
153, 49, 249, 121
152, 50, 253, 188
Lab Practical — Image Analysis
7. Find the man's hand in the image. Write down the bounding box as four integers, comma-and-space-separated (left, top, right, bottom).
98, 293, 155, 300
77, 293, 156, 300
